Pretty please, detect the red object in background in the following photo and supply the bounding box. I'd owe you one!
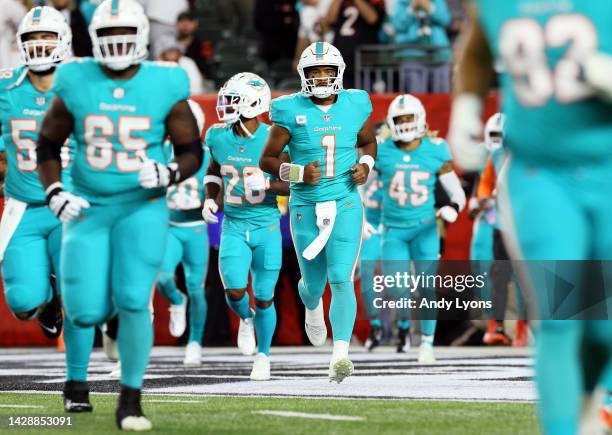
[0,93,499,346]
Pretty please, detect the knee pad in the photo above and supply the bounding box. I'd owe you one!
[114,287,152,312]
[226,288,247,301]
[328,263,354,285]
[70,310,112,328]
[157,272,175,289]
[255,298,274,309]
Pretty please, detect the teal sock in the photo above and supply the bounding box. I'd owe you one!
[187,288,207,345]
[254,304,277,356]
[421,334,434,346]
[535,321,581,435]
[64,316,94,382]
[371,319,382,328]
[118,309,153,389]
[398,319,410,330]
[157,273,183,306]
[298,278,320,311]
[329,281,357,342]
[225,293,253,320]
[420,319,436,336]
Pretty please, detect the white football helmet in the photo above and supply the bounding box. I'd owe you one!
[387,94,426,143]
[16,7,72,72]
[297,41,345,98]
[216,72,271,124]
[484,113,505,152]
[89,0,149,71]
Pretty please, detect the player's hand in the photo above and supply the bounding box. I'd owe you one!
[303,160,322,185]
[46,183,90,223]
[437,205,459,223]
[138,158,177,188]
[448,95,486,171]
[362,221,378,240]
[351,163,369,185]
[244,171,270,191]
[202,198,219,224]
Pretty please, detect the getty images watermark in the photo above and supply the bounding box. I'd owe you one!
[371,271,492,311]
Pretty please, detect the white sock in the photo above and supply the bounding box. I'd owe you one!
[421,335,434,346]
[332,340,350,361]
[305,299,323,320]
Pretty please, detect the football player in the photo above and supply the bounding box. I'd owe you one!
[157,100,210,366]
[376,94,465,363]
[449,2,612,433]
[0,6,95,413]
[202,73,288,381]
[36,0,202,430]
[260,41,377,383]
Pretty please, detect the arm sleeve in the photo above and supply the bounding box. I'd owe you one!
[477,157,496,200]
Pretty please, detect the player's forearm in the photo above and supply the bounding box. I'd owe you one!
[204,178,221,200]
[354,0,379,25]
[323,0,342,25]
[259,155,282,178]
[268,180,290,196]
[36,135,64,189]
[37,160,62,190]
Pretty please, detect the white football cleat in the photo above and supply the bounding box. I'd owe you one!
[169,293,188,338]
[119,416,152,432]
[329,358,354,384]
[238,312,256,356]
[250,352,271,381]
[183,341,202,366]
[418,343,436,364]
[102,326,119,361]
[305,299,327,347]
[109,361,121,378]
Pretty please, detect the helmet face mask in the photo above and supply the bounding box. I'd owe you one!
[387,94,426,143]
[216,72,271,125]
[90,0,149,71]
[17,7,72,72]
[484,113,505,152]
[297,42,345,99]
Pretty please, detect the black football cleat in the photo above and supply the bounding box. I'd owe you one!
[116,385,152,431]
[63,381,93,413]
[38,293,63,339]
[365,325,383,352]
[396,327,411,353]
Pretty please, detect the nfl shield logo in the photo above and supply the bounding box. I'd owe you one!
[323,218,330,226]
[113,88,125,99]
[238,146,245,153]
[323,114,332,122]
[36,97,45,106]
[296,115,307,125]
[296,213,302,221]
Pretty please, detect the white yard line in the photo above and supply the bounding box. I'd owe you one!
[252,410,365,421]
[0,404,44,408]
[145,400,207,404]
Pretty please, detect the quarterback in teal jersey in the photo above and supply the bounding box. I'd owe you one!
[157,100,210,366]
[260,41,377,383]
[376,94,465,363]
[0,6,95,414]
[449,1,612,433]
[202,72,288,381]
[36,0,202,431]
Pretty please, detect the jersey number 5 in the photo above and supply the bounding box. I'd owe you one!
[500,14,598,106]
[84,115,150,171]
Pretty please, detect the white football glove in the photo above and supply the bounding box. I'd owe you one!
[583,52,612,103]
[46,182,90,223]
[201,198,219,224]
[244,171,270,191]
[362,221,378,240]
[138,158,178,188]
[172,191,201,210]
[448,94,486,171]
[437,205,459,223]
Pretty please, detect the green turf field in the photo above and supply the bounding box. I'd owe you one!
[0,393,538,434]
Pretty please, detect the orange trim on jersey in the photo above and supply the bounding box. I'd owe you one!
[477,156,496,200]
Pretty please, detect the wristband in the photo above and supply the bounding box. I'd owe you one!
[204,175,222,186]
[359,155,375,172]
[280,162,304,183]
[45,181,64,204]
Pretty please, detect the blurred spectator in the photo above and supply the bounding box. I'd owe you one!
[0,0,27,68]
[138,0,188,58]
[254,0,298,67]
[391,0,451,92]
[213,0,254,39]
[293,0,334,69]
[46,0,92,57]
[176,10,215,80]
[323,0,385,89]
[79,0,103,26]
[444,0,467,43]
[154,34,203,95]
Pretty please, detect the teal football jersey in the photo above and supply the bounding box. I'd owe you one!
[270,89,372,205]
[205,122,280,224]
[53,58,190,204]
[361,169,383,226]
[166,144,210,223]
[473,0,612,164]
[0,66,73,204]
[0,137,4,152]
[377,136,451,228]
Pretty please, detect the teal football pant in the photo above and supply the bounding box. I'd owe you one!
[61,197,168,389]
[360,231,382,327]
[290,193,363,343]
[501,155,612,435]
[219,217,282,356]
[381,221,440,336]
[157,223,209,345]
[1,204,94,382]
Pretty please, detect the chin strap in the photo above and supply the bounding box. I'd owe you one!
[238,119,254,138]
